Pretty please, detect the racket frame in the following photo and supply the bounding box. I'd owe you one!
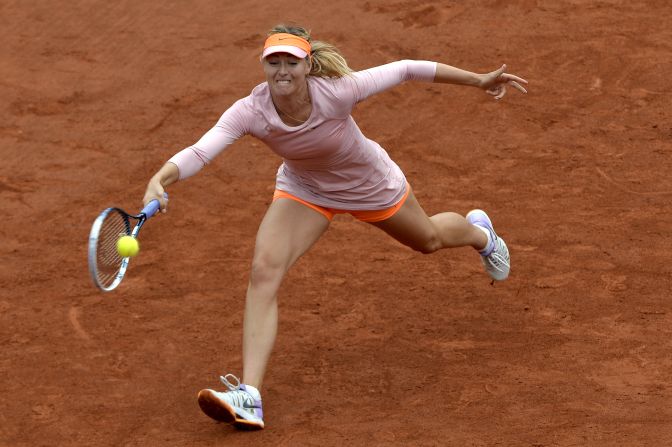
[88,198,161,292]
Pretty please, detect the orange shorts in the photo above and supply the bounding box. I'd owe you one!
[272,183,411,223]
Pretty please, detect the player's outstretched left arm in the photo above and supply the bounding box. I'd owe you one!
[434,63,528,99]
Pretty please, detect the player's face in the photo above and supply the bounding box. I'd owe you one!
[263,53,311,97]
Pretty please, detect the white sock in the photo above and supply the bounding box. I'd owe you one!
[475,225,492,254]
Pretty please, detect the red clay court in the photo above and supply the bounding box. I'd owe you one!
[2,1,671,445]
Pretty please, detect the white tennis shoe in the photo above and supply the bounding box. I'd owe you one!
[466,209,510,281]
[197,374,264,430]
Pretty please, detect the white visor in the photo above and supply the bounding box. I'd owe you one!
[261,45,308,60]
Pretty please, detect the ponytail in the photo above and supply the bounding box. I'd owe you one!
[308,40,352,78]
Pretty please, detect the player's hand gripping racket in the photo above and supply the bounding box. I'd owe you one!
[88,194,167,291]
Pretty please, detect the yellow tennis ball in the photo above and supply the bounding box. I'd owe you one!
[116,235,140,257]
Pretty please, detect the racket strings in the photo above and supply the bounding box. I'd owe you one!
[96,211,131,287]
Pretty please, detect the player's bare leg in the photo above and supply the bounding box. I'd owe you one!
[370,188,510,280]
[370,188,487,253]
[198,199,329,429]
[243,199,330,389]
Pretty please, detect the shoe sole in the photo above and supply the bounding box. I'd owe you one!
[197,389,264,430]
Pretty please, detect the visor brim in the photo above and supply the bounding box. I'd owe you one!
[261,45,309,60]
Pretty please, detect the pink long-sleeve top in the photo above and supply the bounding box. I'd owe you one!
[168,60,437,210]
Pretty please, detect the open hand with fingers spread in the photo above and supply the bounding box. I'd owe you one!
[479,64,528,99]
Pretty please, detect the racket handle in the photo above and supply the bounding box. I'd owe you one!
[141,193,169,218]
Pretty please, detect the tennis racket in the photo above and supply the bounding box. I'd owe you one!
[88,194,167,291]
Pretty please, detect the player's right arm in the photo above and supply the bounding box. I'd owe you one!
[143,162,178,213]
[142,98,253,212]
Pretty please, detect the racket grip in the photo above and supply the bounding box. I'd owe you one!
[141,193,168,218]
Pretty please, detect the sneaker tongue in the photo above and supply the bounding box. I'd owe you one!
[240,384,262,400]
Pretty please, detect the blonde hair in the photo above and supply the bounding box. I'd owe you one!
[268,24,352,78]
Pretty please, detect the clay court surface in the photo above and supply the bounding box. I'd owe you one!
[2,1,671,445]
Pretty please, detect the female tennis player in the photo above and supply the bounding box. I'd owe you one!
[143,24,527,430]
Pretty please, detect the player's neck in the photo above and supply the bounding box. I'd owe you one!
[272,84,311,124]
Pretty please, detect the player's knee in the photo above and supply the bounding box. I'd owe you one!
[411,234,442,254]
[249,251,288,285]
